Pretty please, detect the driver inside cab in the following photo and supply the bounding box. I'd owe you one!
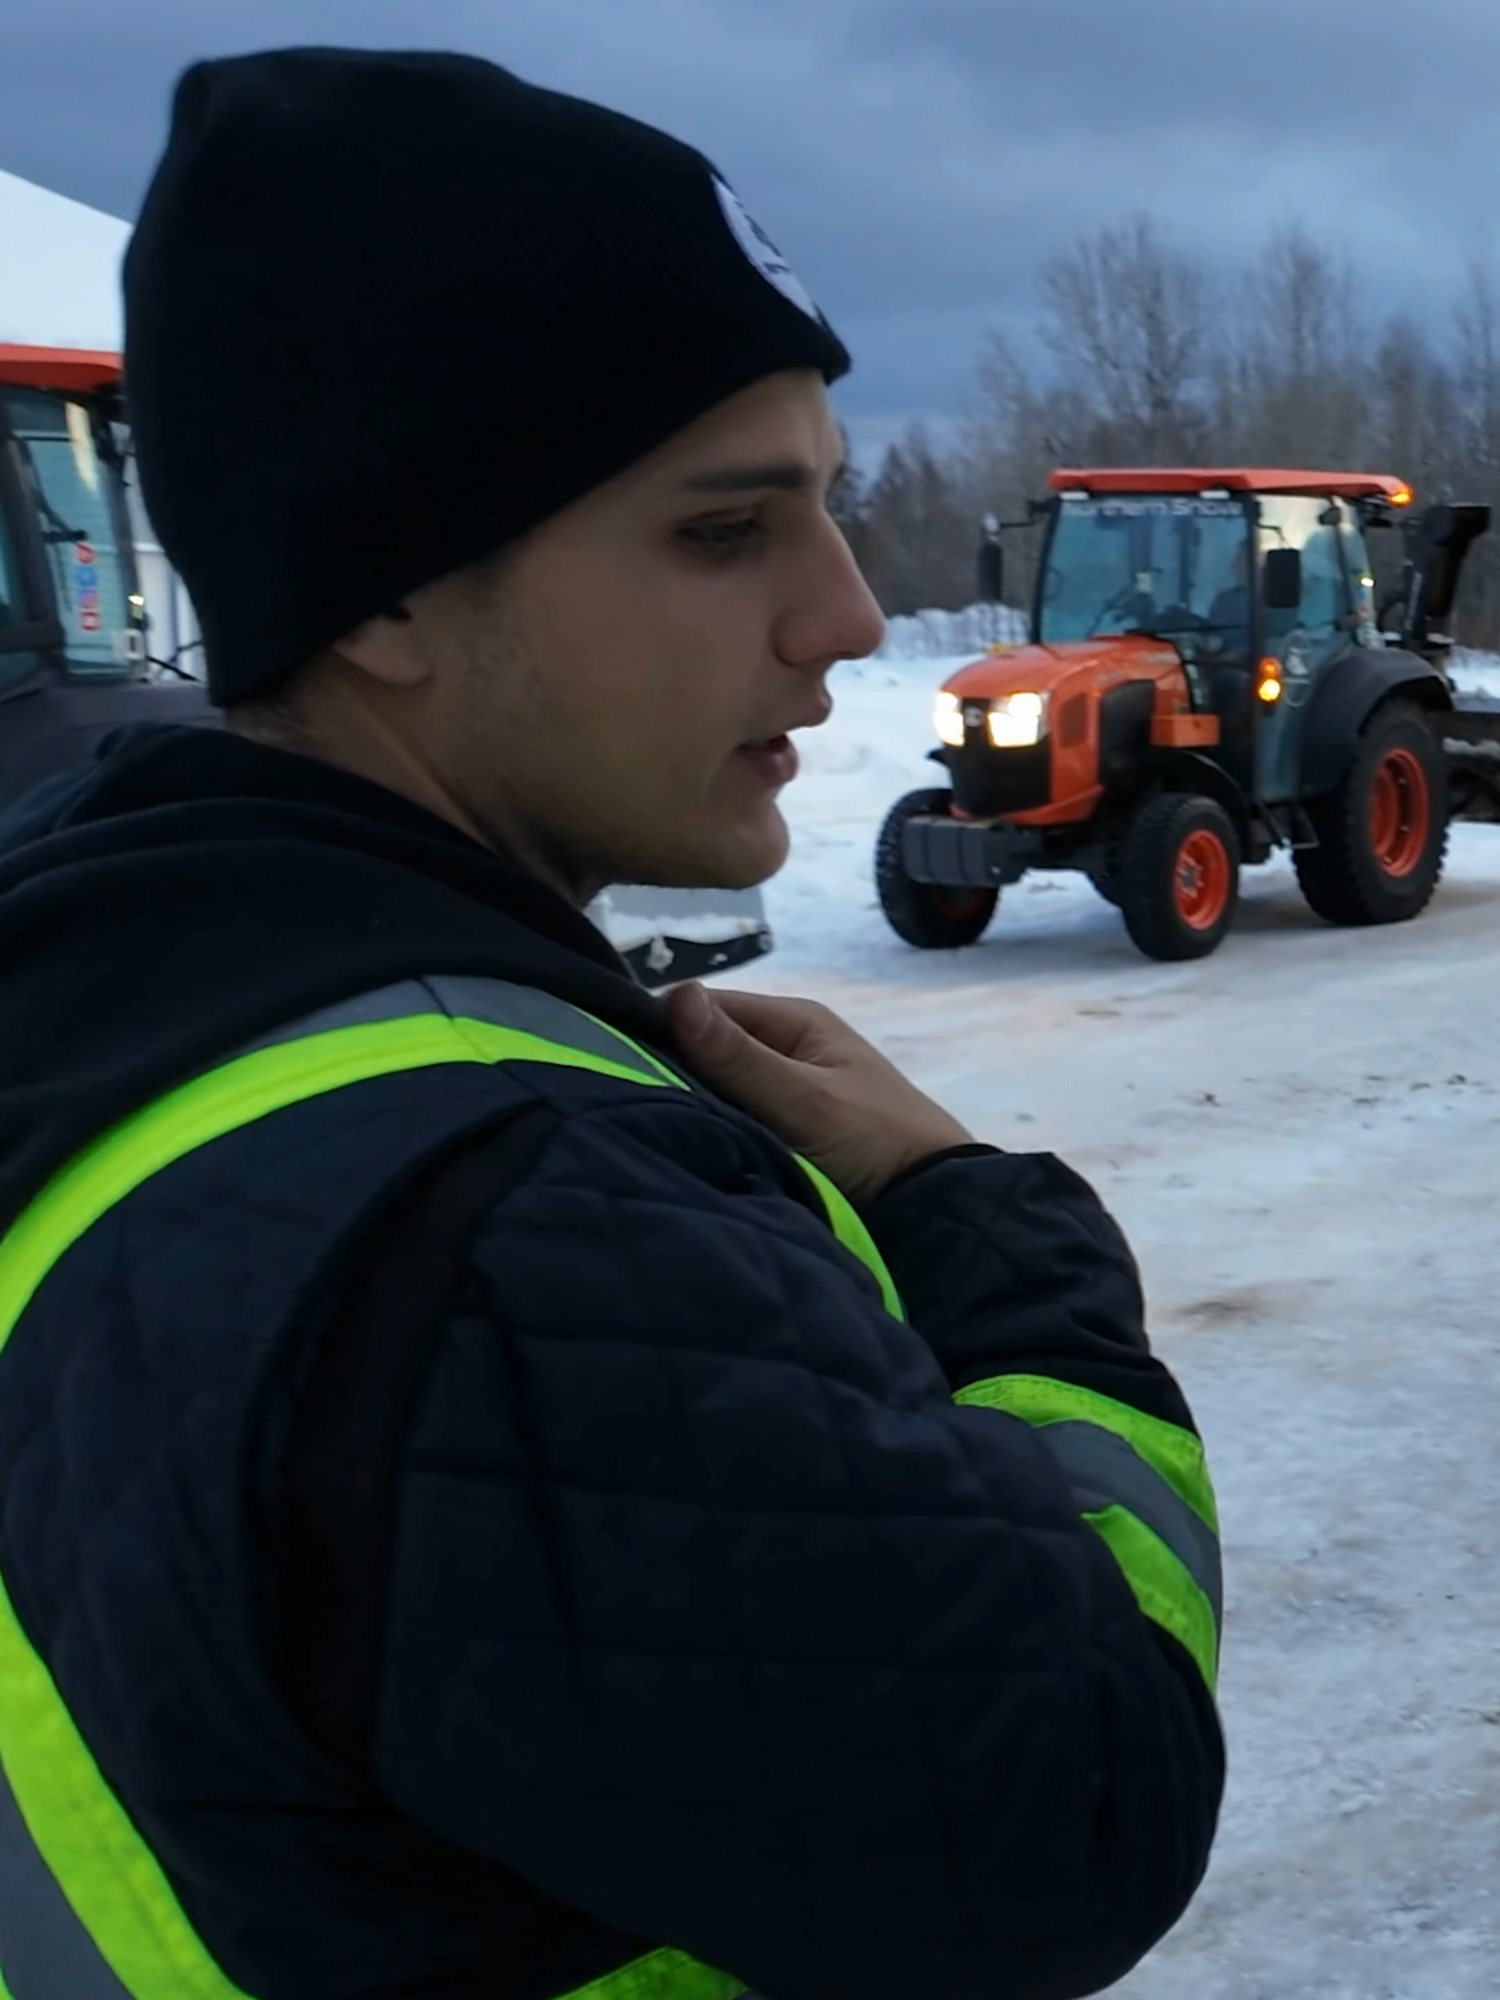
[1204,542,1251,659]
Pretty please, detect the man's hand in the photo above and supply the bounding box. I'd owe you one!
[665,982,974,1205]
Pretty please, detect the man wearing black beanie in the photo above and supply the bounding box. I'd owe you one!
[0,45,1223,2000]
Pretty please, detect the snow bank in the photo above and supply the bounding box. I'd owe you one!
[872,602,1028,659]
[1449,648,1500,704]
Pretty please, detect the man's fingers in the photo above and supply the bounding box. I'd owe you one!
[699,987,834,1059]
[665,983,801,1096]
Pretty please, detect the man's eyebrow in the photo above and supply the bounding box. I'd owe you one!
[680,458,847,495]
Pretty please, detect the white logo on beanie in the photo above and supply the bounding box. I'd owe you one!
[713,176,820,321]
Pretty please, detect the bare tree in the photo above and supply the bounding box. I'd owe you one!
[1454,259,1500,476]
[954,330,1087,611]
[1246,224,1359,380]
[826,422,875,571]
[1450,259,1500,641]
[1235,223,1366,464]
[859,426,974,616]
[1041,215,1214,459]
[1368,315,1448,490]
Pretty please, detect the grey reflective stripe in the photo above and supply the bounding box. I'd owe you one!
[0,1755,130,2000]
[1040,1421,1224,1630]
[237,974,677,1086]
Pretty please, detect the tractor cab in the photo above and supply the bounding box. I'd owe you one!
[1003,469,1412,803]
[878,466,1500,963]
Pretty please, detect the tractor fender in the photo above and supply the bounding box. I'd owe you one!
[1297,647,1451,798]
[1142,746,1251,842]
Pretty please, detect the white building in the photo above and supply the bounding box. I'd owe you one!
[0,166,128,351]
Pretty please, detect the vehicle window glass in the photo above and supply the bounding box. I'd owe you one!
[1038,496,1252,649]
[1256,494,1350,648]
[1335,501,1378,640]
[0,490,23,632]
[0,489,43,690]
[3,387,134,677]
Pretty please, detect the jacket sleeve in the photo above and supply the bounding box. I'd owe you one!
[867,1145,1195,1420]
[373,1094,1224,2000]
[866,1146,1225,1818]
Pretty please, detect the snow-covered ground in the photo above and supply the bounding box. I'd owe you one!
[737,639,1500,1999]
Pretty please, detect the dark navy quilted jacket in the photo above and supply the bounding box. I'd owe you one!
[0,727,1223,2000]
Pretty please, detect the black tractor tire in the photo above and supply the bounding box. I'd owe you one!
[1117,794,1241,962]
[1088,859,1122,907]
[1293,700,1449,926]
[875,788,999,949]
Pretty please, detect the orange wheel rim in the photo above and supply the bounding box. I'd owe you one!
[1174,828,1231,929]
[1369,747,1430,877]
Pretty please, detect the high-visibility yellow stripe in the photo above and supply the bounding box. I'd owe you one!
[955,1372,1221,1693]
[793,1156,904,1320]
[569,1948,742,1999]
[1082,1506,1219,1695]
[0,1588,257,1996]
[953,1373,1217,1532]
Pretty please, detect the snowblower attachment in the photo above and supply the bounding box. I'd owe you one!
[1381,501,1492,664]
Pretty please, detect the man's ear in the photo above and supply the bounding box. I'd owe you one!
[328,602,432,688]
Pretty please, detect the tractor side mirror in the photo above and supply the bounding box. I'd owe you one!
[976,527,1004,604]
[1262,548,1302,611]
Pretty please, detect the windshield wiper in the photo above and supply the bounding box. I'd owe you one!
[14,441,87,544]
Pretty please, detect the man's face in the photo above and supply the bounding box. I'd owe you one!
[383,370,884,900]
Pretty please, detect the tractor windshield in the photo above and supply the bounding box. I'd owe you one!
[1037,494,1253,656]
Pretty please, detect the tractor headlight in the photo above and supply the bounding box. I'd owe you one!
[934,690,966,747]
[986,690,1050,748]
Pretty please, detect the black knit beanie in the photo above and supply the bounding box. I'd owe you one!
[122,46,850,705]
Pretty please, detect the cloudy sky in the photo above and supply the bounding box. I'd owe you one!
[4,0,1498,470]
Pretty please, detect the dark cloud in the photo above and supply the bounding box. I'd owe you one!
[853,0,1490,130]
[4,0,1498,472]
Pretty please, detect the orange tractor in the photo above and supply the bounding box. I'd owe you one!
[875,467,1500,960]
